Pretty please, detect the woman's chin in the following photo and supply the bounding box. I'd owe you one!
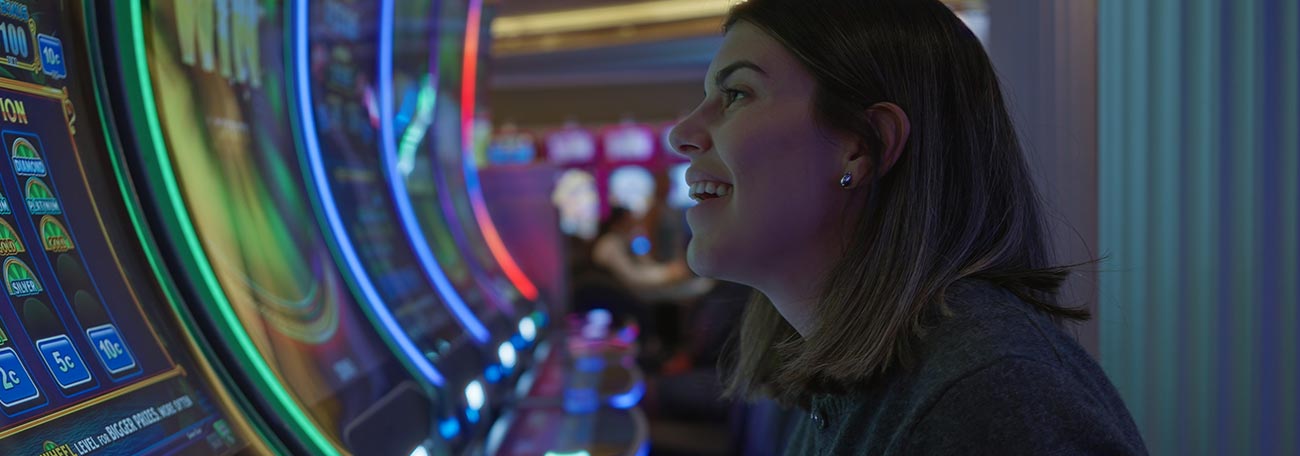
[686,239,730,281]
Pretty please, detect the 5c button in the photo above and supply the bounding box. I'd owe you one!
[35,334,92,390]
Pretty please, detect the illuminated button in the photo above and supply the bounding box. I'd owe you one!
[518,317,536,342]
[0,347,40,407]
[35,335,92,389]
[465,380,485,410]
[498,342,517,370]
[86,324,136,374]
[37,34,66,79]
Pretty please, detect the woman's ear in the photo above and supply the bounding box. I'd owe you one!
[868,102,910,177]
[845,102,910,186]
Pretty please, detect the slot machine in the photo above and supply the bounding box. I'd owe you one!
[391,0,649,453]
[94,1,444,454]
[425,0,544,317]
[298,0,522,450]
[545,123,602,242]
[485,125,537,166]
[0,1,276,454]
[600,122,660,222]
[415,0,551,358]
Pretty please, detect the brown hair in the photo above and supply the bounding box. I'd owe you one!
[720,0,1090,407]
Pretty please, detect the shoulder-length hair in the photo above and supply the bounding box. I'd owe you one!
[721,0,1090,407]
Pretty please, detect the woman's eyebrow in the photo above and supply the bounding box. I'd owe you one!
[713,60,768,88]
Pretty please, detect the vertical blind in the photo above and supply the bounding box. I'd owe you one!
[1099,0,1298,454]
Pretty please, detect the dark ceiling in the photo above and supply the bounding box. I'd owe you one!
[486,0,724,89]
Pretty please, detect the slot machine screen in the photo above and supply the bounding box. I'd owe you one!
[601,124,658,218]
[551,169,600,240]
[0,1,268,454]
[303,0,479,379]
[116,0,425,452]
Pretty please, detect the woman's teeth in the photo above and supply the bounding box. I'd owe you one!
[689,181,733,201]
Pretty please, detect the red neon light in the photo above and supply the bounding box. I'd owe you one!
[461,0,540,300]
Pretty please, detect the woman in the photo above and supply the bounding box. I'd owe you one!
[668,0,1146,453]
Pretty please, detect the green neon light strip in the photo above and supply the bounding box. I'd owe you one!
[118,1,338,454]
[396,78,437,176]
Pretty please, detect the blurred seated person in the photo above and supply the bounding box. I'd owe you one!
[591,206,691,290]
[571,206,709,357]
[597,207,715,309]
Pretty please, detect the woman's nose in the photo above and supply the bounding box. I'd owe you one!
[668,112,711,156]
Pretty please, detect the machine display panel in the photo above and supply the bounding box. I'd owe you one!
[125,0,415,451]
[303,0,484,378]
[0,1,268,454]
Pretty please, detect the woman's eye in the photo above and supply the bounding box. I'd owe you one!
[722,89,748,108]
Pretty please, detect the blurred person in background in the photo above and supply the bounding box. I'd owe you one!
[592,206,691,291]
[668,0,1146,453]
[571,206,710,364]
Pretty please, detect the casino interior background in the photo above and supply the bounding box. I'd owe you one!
[0,0,1293,455]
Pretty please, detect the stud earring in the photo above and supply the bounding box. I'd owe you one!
[839,171,853,189]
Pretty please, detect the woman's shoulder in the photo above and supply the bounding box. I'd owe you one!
[895,279,1146,453]
[918,279,1085,371]
[795,280,1145,454]
[787,280,1145,455]
[897,354,1147,454]
[901,280,1115,404]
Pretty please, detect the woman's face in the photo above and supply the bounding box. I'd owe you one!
[670,22,855,301]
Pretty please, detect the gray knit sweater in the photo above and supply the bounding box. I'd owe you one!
[784,280,1147,455]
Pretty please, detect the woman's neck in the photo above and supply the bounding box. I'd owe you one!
[758,287,820,337]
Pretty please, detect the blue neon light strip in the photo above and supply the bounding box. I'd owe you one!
[293,0,445,386]
[379,0,490,344]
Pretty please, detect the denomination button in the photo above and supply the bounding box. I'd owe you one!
[35,334,92,390]
[86,324,135,374]
[37,34,66,79]
[0,347,40,407]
